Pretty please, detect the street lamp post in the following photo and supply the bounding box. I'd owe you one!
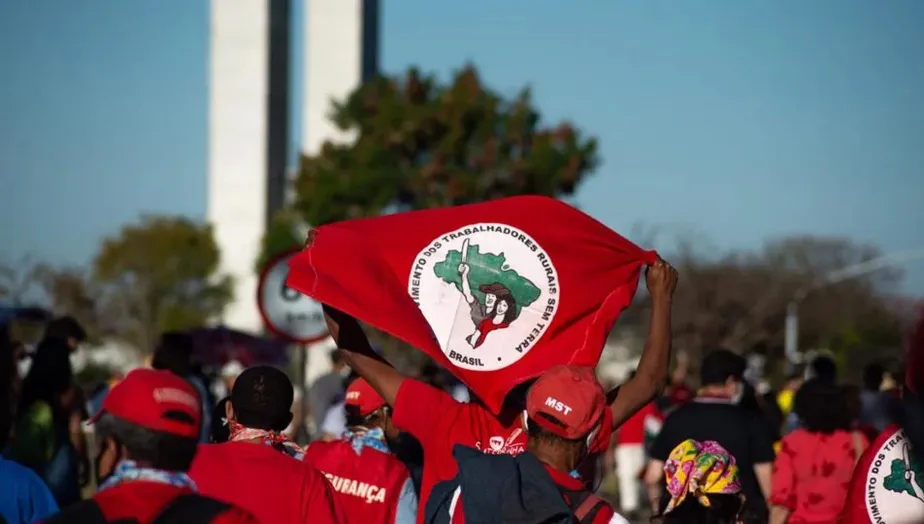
[783,249,924,373]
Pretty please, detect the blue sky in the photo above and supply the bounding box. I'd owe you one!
[1,0,923,294]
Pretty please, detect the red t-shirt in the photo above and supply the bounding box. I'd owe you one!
[842,425,924,524]
[303,439,411,524]
[770,428,867,522]
[90,482,256,523]
[616,402,661,446]
[189,441,343,523]
[392,379,613,523]
[448,465,621,523]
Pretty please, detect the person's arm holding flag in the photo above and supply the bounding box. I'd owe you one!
[605,260,678,430]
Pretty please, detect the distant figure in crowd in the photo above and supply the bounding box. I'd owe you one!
[646,349,774,522]
[213,360,243,400]
[8,338,82,507]
[151,332,213,443]
[769,378,867,523]
[42,316,91,488]
[614,371,662,520]
[44,368,257,523]
[190,366,342,523]
[210,396,231,444]
[657,439,744,524]
[0,327,59,524]
[857,362,889,436]
[319,372,358,442]
[775,372,803,418]
[807,354,838,385]
[424,365,627,523]
[304,378,418,524]
[310,350,349,431]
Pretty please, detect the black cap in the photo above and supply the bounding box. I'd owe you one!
[699,349,747,387]
[231,366,293,431]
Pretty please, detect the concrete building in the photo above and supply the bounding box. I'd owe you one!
[208,0,379,332]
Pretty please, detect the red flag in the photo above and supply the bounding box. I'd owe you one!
[286,196,657,413]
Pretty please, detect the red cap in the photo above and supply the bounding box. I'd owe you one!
[345,378,386,416]
[89,368,201,439]
[526,365,605,440]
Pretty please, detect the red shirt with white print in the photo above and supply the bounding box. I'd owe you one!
[392,379,613,524]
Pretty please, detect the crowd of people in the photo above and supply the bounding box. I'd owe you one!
[1,256,923,523]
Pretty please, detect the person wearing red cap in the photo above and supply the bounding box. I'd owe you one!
[42,368,257,523]
[322,259,677,520]
[841,310,924,524]
[303,378,418,524]
[189,366,344,523]
[424,365,627,523]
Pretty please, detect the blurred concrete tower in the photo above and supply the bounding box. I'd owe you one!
[302,0,379,156]
[208,0,379,332]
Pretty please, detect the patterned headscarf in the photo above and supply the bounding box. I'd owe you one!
[663,439,741,514]
[227,419,307,460]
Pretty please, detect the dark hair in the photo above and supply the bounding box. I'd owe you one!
[699,350,746,387]
[329,350,343,366]
[18,338,73,427]
[151,332,195,377]
[810,355,837,384]
[525,414,584,448]
[657,494,745,524]
[95,412,197,471]
[494,295,517,323]
[863,363,885,391]
[793,378,853,433]
[44,316,87,344]
[210,396,231,443]
[231,366,293,431]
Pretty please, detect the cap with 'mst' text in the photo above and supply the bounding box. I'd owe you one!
[526,365,606,440]
[89,368,201,439]
[345,378,386,416]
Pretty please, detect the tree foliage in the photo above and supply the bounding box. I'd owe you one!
[623,233,906,376]
[289,64,599,227]
[90,216,232,353]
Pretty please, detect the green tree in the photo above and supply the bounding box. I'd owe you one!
[92,216,232,353]
[289,64,599,228]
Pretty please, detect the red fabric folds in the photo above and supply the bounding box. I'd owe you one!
[286,195,657,413]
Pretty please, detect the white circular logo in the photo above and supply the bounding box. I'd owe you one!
[865,427,924,523]
[408,223,560,371]
[258,251,328,343]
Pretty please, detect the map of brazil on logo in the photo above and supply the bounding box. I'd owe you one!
[408,223,560,371]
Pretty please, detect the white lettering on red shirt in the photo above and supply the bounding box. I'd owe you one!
[321,472,387,504]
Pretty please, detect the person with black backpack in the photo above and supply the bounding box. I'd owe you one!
[424,365,629,524]
[43,368,257,524]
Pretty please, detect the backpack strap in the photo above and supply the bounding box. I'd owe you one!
[152,494,232,524]
[565,489,607,523]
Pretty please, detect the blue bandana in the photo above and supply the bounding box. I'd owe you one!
[342,427,391,456]
[98,460,197,493]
